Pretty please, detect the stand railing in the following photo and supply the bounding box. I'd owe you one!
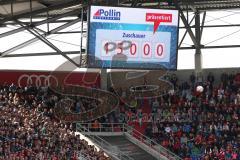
[77,123,125,133]
[77,151,97,160]
[124,125,182,160]
[77,123,134,160]
[76,123,182,160]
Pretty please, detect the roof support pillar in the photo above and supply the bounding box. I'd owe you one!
[194,11,202,75]
[100,69,108,90]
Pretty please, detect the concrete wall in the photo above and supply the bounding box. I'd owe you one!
[108,68,240,88]
[173,68,240,84]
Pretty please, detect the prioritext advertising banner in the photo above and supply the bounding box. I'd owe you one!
[87,6,179,70]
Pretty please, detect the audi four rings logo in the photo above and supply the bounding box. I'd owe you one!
[18,74,59,87]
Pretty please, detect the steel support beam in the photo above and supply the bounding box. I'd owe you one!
[1,51,84,58]
[0,0,82,24]
[180,23,240,29]
[15,20,80,67]
[3,19,80,25]
[195,11,202,73]
[178,14,196,48]
[79,7,84,66]
[1,18,82,56]
[0,0,33,5]
[175,2,199,48]
[200,11,206,40]
[34,27,46,34]
[195,11,201,51]
[0,9,80,38]
[52,31,84,34]
[1,38,39,56]
[131,0,140,7]
[49,18,81,34]
[179,45,240,50]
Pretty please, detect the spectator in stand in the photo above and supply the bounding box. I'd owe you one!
[221,71,229,88]
[190,72,196,88]
[120,72,240,160]
[207,72,215,88]
[170,73,178,89]
[4,71,239,160]
[0,84,111,160]
[92,120,100,132]
[196,72,204,86]
[137,109,143,126]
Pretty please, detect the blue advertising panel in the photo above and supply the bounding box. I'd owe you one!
[87,6,179,70]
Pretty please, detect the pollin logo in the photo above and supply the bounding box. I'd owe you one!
[93,8,121,20]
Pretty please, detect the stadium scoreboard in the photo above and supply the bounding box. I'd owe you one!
[87,6,179,70]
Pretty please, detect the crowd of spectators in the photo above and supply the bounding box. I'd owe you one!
[0,84,110,160]
[68,96,99,114]
[114,72,240,160]
[1,71,240,160]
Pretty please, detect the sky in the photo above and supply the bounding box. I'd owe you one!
[0,10,240,71]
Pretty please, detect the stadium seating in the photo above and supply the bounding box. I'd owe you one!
[0,71,240,159]
[0,85,110,160]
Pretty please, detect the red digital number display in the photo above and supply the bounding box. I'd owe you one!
[102,41,165,59]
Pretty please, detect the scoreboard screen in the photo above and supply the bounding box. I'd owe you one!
[87,6,179,70]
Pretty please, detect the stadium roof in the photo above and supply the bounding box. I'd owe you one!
[1,0,240,25]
